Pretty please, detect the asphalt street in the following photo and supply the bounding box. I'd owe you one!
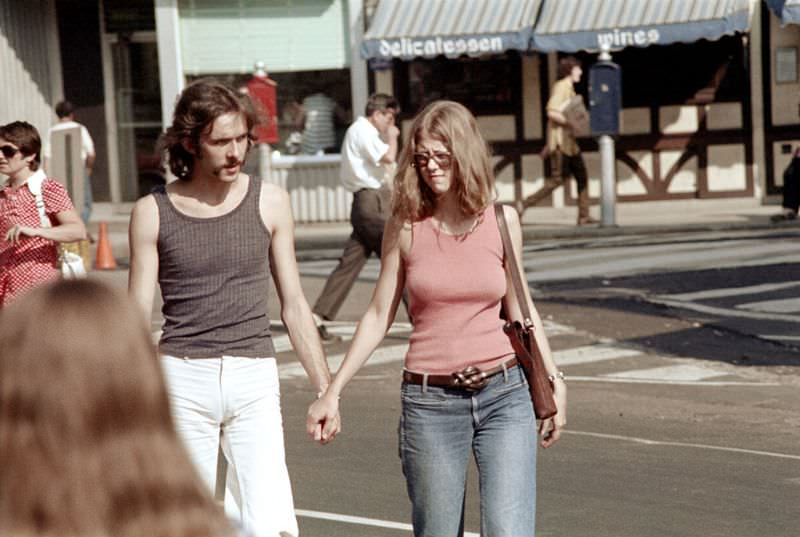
[91,226,800,537]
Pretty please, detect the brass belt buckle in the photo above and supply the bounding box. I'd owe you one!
[452,365,488,392]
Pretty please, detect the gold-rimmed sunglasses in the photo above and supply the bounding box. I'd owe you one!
[412,152,453,170]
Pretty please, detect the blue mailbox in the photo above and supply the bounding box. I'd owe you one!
[589,60,621,136]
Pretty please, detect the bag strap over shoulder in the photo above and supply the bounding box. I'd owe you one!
[494,203,533,328]
[27,174,51,229]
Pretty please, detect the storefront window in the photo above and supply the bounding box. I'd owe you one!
[593,35,747,107]
[190,69,352,156]
[397,54,519,117]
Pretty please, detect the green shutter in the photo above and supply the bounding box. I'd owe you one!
[179,0,349,74]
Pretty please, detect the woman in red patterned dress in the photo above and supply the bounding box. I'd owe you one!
[0,121,85,307]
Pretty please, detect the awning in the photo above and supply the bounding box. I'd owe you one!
[766,0,800,25]
[531,0,751,53]
[361,0,542,60]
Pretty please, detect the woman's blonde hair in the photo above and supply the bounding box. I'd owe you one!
[0,280,233,537]
[393,100,495,222]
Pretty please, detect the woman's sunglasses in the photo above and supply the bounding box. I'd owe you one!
[413,152,453,170]
[0,145,20,159]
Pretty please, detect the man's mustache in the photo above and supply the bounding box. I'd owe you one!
[212,159,244,175]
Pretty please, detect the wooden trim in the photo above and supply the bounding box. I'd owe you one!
[617,152,653,190]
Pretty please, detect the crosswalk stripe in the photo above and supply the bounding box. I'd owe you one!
[760,334,800,342]
[279,343,408,378]
[156,323,773,386]
[736,297,800,314]
[553,344,642,366]
[649,296,800,323]
[278,342,642,378]
[603,364,726,382]
[660,281,800,301]
[525,242,798,281]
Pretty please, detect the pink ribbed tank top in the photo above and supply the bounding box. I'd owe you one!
[403,207,515,374]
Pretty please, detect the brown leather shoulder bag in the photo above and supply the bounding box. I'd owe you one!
[494,204,558,419]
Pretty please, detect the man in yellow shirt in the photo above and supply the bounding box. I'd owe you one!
[529,56,596,225]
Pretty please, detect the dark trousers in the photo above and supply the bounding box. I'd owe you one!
[313,186,391,321]
[782,158,800,212]
[526,150,590,219]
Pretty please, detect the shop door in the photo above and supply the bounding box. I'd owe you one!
[107,33,164,201]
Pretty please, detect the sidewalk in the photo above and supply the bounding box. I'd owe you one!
[91,197,795,264]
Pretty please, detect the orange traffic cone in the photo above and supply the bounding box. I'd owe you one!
[94,222,118,270]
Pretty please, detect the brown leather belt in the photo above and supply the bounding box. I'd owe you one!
[402,357,519,392]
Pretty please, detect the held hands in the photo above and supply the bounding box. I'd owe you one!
[539,379,567,449]
[306,392,341,445]
[5,224,38,244]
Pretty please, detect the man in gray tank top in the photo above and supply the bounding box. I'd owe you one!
[128,80,340,537]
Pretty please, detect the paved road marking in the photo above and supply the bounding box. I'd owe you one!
[566,430,800,460]
[660,281,800,301]
[158,321,774,386]
[566,376,779,386]
[649,296,800,323]
[279,343,409,378]
[279,342,640,378]
[527,241,798,282]
[295,509,479,536]
[604,364,727,382]
[737,297,800,314]
[761,334,800,342]
[272,322,412,353]
[553,344,642,366]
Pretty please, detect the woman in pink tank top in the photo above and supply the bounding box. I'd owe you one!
[309,101,567,536]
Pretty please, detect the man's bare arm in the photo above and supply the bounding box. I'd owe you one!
[128,195,160,329]
[261,183,332,393]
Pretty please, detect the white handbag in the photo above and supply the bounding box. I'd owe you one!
[27,174,87,279]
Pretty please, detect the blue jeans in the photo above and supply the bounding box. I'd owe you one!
[399,364,537,537]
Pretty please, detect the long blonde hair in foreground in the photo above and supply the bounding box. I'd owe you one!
[393,100,495,222]
[0,280,233,537]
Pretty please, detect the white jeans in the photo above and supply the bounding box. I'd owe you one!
[161,355,298,537]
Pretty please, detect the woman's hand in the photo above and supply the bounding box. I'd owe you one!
[307,392,341,445]
[539,379,567,448]
[5,224,38,244]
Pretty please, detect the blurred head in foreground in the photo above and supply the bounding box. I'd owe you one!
[0,279,234,537]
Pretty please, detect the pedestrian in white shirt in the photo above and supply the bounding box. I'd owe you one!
[311,93,400,341]
[44,101,95,226]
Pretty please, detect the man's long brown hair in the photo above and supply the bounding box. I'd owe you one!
[0,280,234,537]
[393,100,495,222]
[160,78,259,181]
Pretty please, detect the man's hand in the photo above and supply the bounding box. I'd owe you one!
[5,224,38,244]
[306,392,341,445]
[387,125,400,139]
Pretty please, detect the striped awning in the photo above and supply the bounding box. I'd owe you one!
[766,0,800,25]
[361,0,542,60]
[532,0,751,53]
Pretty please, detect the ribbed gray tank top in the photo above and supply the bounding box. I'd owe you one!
[153,176,275,358]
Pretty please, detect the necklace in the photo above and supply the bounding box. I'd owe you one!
[436,213,482,237]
